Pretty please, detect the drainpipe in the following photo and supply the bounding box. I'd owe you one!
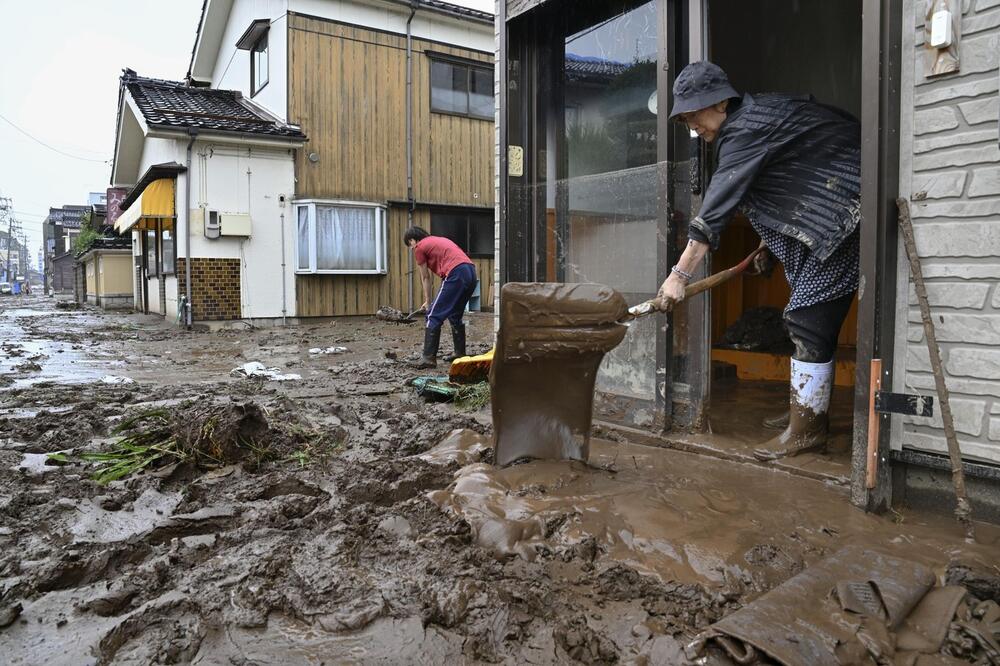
[405,0,417,313]
[280,210,287,325]
[184,130,197,328]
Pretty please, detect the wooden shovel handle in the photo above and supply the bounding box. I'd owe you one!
[627,242,768,318]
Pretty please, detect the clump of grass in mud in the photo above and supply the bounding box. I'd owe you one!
[455,382,491,411]
[71,402,342,484]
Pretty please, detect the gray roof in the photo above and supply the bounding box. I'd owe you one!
[122,69,306,140]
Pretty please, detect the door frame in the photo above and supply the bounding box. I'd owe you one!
[497,1,902,505]
[851,0,902,512]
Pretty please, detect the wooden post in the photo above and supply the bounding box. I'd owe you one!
[897,198,975,542]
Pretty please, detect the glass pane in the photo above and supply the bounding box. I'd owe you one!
[316,206,376,270]
[468,212,494,256]
[431,61,468,114]
[161,228,174,273]
[469,67,493,118]
[430,213,468,252]
[146,229,157,276]
[561,2,660,418]
[297,206,310,270]
[254,34,268,91]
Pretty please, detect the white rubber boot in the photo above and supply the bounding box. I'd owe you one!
[754,359,834,461]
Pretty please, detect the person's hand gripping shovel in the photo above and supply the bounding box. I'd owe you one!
[623,242,769,322]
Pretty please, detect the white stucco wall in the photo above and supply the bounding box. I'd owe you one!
[894,0,1000,464]
[290,0,493,52]
[183,140,299,320]
[211,0,289,121]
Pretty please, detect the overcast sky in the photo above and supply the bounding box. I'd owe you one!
[0,0,492,265]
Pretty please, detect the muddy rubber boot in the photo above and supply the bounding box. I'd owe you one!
[410,326,441,369]
[754,359,833,461]
[762,412,790,430]
[442,323,467,363]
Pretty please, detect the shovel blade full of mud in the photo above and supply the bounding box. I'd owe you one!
[490,283,629,466]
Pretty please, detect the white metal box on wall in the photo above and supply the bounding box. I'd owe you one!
[220,213,252,237]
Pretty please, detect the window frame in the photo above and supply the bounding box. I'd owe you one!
[251,31,269,97]
[160,221,176,276]
[144,228,159,278]
[430,209,494,259]
[293,199,388,275]
[428,54,494,121]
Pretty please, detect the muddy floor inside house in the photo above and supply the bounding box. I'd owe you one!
[2,295,1000,665]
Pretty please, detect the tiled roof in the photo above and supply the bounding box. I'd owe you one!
[122,69,306,140]
[565,54,628,82]
[419,0,493,22]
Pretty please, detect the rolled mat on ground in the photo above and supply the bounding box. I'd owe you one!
[686,544,983,665]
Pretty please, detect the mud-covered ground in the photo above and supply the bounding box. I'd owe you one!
[1,295,999,665]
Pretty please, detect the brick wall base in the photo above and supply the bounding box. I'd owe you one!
[176,258,242,321]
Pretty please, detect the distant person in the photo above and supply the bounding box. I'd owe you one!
[404,226,478,369]
[657,61,861,462]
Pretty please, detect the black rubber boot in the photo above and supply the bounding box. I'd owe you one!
[442,323,467,363]
[410,326,441,369]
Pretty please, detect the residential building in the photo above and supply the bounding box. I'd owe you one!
[495,1,1000,518]
[76,237,134,309]
[178,0,495,319]
[43,204,88,293]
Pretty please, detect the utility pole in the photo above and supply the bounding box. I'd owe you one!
[0,197,12,282]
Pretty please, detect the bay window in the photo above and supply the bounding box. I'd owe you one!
[294,200,387,274]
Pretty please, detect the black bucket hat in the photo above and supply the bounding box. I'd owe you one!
[668,61,739,120]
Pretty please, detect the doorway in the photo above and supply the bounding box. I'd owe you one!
[699,0,863,478]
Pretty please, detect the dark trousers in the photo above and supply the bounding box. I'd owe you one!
[427,263,477,331]
[784,293,856,363]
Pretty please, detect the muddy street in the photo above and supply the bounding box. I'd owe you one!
[1,296,999,665]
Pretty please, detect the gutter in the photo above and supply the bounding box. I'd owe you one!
[406,0,417,313]
[184,130,198,328]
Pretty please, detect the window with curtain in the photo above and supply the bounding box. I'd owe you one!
[430,58,493,120]
[294,201,387,274]
[430,210,493,257]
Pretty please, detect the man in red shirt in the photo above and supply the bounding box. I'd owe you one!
[404,226,478,368]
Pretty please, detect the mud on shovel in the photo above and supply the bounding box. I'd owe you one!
[491,243,767,467]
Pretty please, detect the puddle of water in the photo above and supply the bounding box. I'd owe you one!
[70,488,182,544]
[15,452,67,476]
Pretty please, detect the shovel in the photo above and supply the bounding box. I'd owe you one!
[403,307,426,322]
[622,242,768,322]
[491,243,768,467]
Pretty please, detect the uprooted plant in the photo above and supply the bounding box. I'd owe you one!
[62,400,343,484]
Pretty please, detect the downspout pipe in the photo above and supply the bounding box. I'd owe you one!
[405,0,417,313]
[184,130,197,329]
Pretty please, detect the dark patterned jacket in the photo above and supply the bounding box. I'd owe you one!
[688,93,861,262]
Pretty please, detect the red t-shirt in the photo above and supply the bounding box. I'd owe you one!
[414,236,472,278]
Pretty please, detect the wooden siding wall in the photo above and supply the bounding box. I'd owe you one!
[288,14,493,205]
[288,13,494,316]
[296,208,494,317]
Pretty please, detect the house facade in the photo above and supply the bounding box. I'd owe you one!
[110,71,306,323]
[494,0,1000,518]
[44,205,88,293]
[186,0,496,317]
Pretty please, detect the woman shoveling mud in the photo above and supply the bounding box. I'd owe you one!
[405,226,479,369]
[656,61,861,461]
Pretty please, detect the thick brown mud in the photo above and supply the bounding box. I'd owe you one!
[1,295,999,665]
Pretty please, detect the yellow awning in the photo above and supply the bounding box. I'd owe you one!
[115,178,176,233]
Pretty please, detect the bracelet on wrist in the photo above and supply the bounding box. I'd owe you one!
[671,265,694,282]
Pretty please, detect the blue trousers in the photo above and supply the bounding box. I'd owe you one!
[427,263,477,331]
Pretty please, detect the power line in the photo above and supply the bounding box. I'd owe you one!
[0,111,111,164]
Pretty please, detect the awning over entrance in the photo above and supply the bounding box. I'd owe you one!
[115,178,175,233]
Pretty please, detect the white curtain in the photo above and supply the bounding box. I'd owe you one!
[297,206,310,270]
[316,206,375,270]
